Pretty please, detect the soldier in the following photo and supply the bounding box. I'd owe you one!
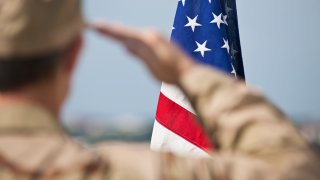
[0,0,319,179]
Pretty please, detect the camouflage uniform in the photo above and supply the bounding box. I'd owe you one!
[0,66,319,179]
[0,0,319,179]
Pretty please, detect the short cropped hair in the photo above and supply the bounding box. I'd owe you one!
[0,49,67,92]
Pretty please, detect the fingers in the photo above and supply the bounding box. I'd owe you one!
[125,39,154,63]
[90,20,195,84]
[91,20,165,59]
[91,21,166,48]
[91,21,142,42]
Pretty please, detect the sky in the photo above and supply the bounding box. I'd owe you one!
[62,0,320,121]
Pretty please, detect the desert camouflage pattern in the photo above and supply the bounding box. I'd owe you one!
[0,0,83,57]
[0,65,319,180]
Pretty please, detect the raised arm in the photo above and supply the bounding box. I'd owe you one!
[91,22,319,180]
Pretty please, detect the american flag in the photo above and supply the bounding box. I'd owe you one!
[151,0,245,156]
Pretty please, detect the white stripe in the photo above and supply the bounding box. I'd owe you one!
[151,120,209,157]
[160,83,196,114]
[152,83,206,156]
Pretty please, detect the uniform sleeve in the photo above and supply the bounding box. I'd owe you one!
[175,65,320,179]
[94,143,275,180]
[91,65,318,180]
[178,65,308,154]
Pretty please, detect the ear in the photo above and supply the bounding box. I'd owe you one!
[64,35,83,74]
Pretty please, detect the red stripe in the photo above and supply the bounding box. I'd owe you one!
[156,92,213,151]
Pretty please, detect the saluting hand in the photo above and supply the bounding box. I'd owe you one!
[92,21,197,84]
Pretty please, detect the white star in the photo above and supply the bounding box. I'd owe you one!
[210,13,224,29]
[223,15,228,26]
[172,26,175,30]
[231,44,238,59]
[209,0,211,3]
[231,64,237,77]
[194,41,211,57]
[185,15,202,32]
[221,38,230,54]
[181,0,186,6]
[225,3,233,15]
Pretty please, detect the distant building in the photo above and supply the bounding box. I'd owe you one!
[65,116,320,147]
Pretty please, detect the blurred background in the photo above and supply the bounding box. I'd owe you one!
[62,0,320,145]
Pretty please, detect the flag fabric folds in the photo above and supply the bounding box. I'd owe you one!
[151,0,245,156]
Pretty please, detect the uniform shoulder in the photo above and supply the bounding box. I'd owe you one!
[0,133,110,179]
[94,142,162,180]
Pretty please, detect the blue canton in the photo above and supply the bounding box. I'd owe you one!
[171,0,245,79]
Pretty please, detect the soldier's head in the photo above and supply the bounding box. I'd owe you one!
[0,0,84,115]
